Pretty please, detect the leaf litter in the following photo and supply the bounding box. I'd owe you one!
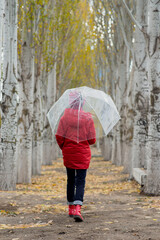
[0,151,160,235]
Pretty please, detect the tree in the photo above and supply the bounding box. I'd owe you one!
[0,0,18,190]
[16,0,35,183]
[96,0,135,169]
[32,3,50,172]
[0,0,5,111]
[131,0,149,172]
[144,0,160,195]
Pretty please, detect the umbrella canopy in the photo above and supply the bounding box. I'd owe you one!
[47,86,120,143]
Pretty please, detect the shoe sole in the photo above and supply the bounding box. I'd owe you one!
[74,215,83,222]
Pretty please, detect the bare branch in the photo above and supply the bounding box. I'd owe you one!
[108,0,134,60]
[122,0,145,33]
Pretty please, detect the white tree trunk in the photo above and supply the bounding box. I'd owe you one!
[43,64,57,165]
[0,0,5,102]
[109,66,117,165]
[122,64,134,175]
[131,0,149,173]
[16,41,34,184]
[32,64,43,175]
[117,6,135,174]
[115,47,127,166]
[101,135,112,161]
[144,1,160,194]
[0,0,17,190]
[121,47,130,166]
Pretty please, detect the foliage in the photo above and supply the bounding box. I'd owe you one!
[17,0,105,97]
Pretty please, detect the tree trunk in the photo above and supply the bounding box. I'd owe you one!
[101,135,112,161]
[0,0,17,190]
[43,64,57,165]
[122,63,134,175]
[32,62,43,175]
[144,1,160,195]
[115,45,127,166]
[16,41,34,184]
[116,4,135,174]
[0,0,4,102]
[131,0,149,173]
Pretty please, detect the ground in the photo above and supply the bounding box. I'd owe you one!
[0,148,160,240]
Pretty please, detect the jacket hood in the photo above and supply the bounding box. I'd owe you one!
[56,107,95,143]
[63,108,91,128]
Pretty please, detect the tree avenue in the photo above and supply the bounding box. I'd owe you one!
[0,0,160,195]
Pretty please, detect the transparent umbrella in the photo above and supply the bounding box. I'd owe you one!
[47,86,120,143]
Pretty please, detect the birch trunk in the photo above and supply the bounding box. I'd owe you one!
[101,63,113,160]
[122,63,134,175]
[115,46,127,166]
[131,0,149,172]
[121,47,130,166]
[101,135,112,161]
[111,70,117,165]
[32,62,42,175]
[144,1,160,194]
[43,64,57,165]
[16,40,34,184]
[107,64,116,164]
[111,67,118,165]
[0,0,5,104]
[32,8,43,176]
[117,4,135,174]
[0,0,17,190]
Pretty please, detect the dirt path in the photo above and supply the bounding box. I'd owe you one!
[0,151,160,240]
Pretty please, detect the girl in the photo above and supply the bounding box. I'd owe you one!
[55,92,96,222]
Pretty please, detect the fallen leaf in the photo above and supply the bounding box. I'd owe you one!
[48,220,53,225]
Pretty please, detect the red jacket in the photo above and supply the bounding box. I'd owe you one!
[55,108,96,169]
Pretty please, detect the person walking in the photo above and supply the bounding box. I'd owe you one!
[55,92,96,222]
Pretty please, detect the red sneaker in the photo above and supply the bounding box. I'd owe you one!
[74,205,83,222]
[68,205,75,217]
